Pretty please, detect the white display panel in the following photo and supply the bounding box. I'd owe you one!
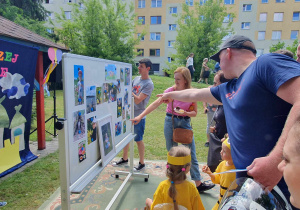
[62,53,132,187]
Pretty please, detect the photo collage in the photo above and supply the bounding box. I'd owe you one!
[72,64,131,164]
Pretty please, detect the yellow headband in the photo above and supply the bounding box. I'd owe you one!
[223,138,231,150]
[167,152,191,165]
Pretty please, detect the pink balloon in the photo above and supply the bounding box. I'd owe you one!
[48,48,56,63]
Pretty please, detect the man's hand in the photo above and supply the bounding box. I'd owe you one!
[209,126,215,133]
[156,93,173,104]
[247,156,283,191]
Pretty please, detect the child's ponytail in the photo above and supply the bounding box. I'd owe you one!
[166,146,191,210]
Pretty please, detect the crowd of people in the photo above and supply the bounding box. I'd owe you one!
[113,35,300,210]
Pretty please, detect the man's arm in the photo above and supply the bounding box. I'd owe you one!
[157,88,222,105]
[247,76,300,190]
[132,92,148,105]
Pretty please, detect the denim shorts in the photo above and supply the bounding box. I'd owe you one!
[134,118,145,142]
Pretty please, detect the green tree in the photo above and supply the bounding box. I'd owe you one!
[0,0,57,41]
[286,39,299,59]
[56,0,143,66]
[166,0,233,80]
[269,41,285,53]
[1,0,48,21]
[269,40,299,59]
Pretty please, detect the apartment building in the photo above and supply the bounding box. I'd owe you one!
[222,0,300,58]
[43,0,300,75]
[43,0,80,30]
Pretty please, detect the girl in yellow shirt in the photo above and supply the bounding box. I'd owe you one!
[202,138,236,210]
[145,146,205,210]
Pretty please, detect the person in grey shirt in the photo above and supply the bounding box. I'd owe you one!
[114,58,154,171]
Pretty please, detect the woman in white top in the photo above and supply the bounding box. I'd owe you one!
[186,53,195,79]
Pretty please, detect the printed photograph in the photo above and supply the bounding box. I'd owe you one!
[125,67,130,86]
[74,65,84,105]
[96,86,102,105]
[123,120,126,133]
[108,83,117,103]
[98,115,115,166]
[87,116,97,144]
[105,64,117,81]
[86,86,96,114]
[117,98,122,118]
[78,140,86,163]
[115,121,122,137]
[120,68,124,82]
[101,122,113,156]
[124,89,128,105]
[122,106,125,120]
[126,104,131,120]
[102,83,109,103]
[117,79,121,95]
[73,110,85,141]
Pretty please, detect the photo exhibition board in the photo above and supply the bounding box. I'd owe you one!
[62,53,132,186]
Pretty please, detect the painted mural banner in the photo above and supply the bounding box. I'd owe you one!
[0,39,38,177]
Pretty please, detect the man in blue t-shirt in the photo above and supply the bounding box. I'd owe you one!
[158,35,300,209]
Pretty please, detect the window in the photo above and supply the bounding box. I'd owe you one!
[224,0,234,5]
[64,0,72,2]
[46,28,53,33]
[259,13,267,22]
[274,13,283,22]
[138,16,145,24]
[137,33,144,41]
[169,24,176,31]
[45,0,53,3]
[241,22,250,29]
[184,16,191,24]
[150,16,161,24]
[291,30,299,39]
[138,0,145,8]
[258,31,265,40]
[223,14,233,23]
[78,2,84,9]
[137,49,144,56]
[276,0,285,2]
[169,7,177,14]
[150,32,161,41]
[200,0,207,5]
[152,63,160,71]
[199,15,205,21]
[222,33,232,41]
[150,49,160,56]
[168,40,175,47]
[168,57,174,63]
[64,11,71,19]
[293,12,300,21]
[47,12,55,20]
[243,4,252,11]
[186,0,194,6]
[151,0,162,7]
[272,31,282,40]
[261,0,268,2]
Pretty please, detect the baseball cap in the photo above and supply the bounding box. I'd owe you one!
[210,35,257,63]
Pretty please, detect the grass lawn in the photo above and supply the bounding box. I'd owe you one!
[0,75,209,209]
